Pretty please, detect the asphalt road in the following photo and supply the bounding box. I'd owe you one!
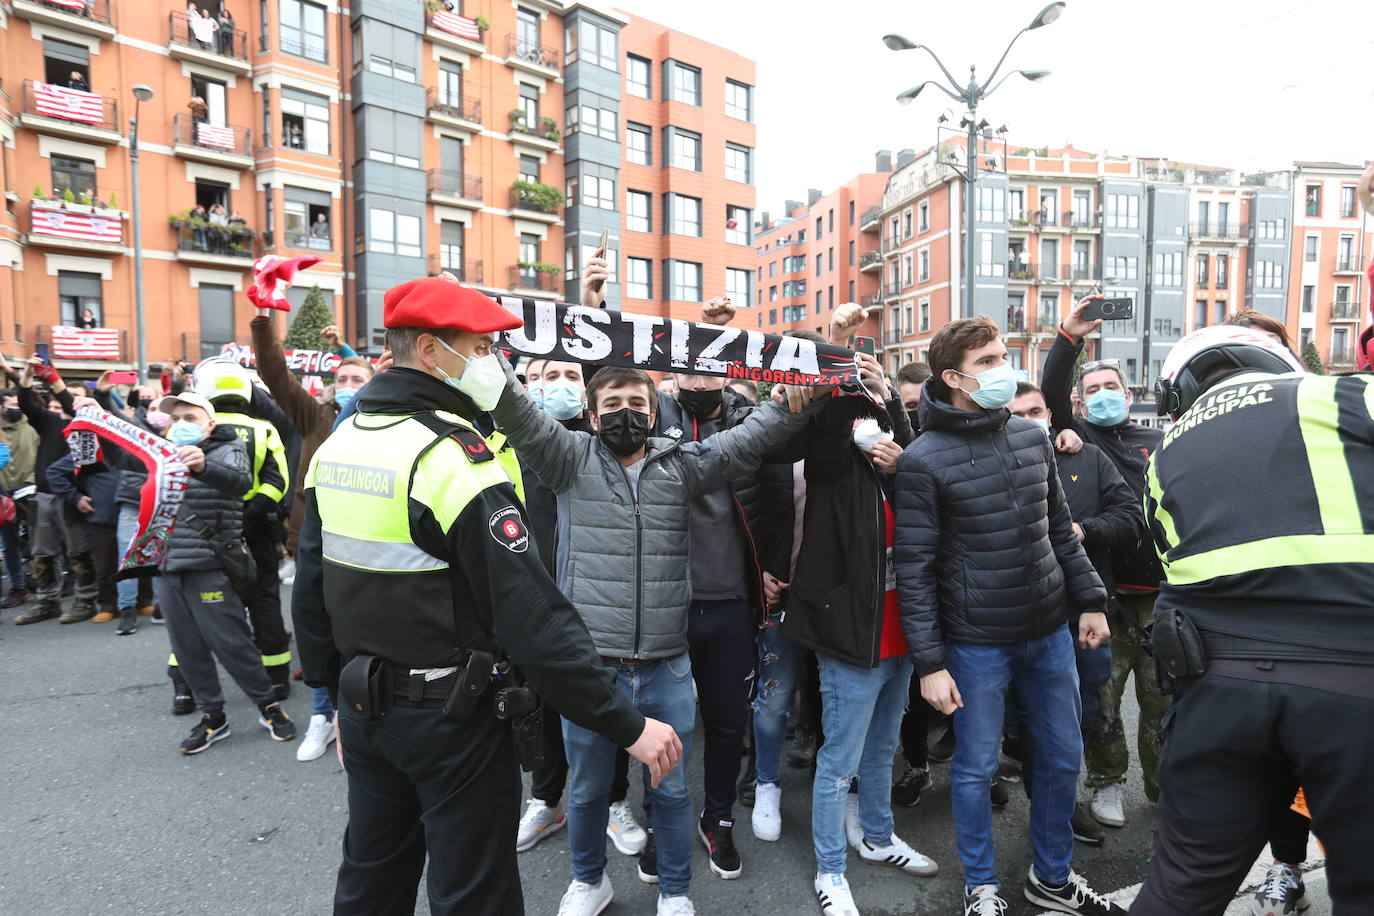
[0,590,1309,916]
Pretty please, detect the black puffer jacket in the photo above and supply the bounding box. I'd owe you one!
[162,427,251,573]
[894,388,1106,676]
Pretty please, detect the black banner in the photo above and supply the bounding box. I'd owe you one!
[494,297,860,386]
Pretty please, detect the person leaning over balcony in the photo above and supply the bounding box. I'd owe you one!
[310,213,331,240]
[216,8,235,54]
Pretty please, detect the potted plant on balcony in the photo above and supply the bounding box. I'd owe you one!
[473,14,489,31]
[509,109,530,133]
[511,180,563,214]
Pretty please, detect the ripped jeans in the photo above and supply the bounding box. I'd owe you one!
[752,612,805,787]
[812,651,913,874]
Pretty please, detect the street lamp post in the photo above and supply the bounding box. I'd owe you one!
[129,84,154,383]
[885,2,1062,319]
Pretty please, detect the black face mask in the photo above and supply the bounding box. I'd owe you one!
[138,398,154,409]
[676,387,723,419]
[2,408,22,423]
[906,409,921,432]
[596,407,651,457]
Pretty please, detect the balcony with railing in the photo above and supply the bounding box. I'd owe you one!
[172,220,257,266]
[860,294,884,308]
[1063,264,1099,283]
[282,227,332,251]
[1329,346,1357,368]
[1032,210,1066,231]
[20,79,120,143]
[507,111,561,150]
[38,324,129,364]
[427,168,483,208]
[167,11,250,73]
[172,114,253,167]
[860,205,881,231]
[858,250,882,272]
[426,9,487,51]
[884,329,905,346]
[883,280,901,299]
[1188,223,1245,242]
[1331,300,1363,321]
[12,0,114,38]
[1037,312,1061,334]
[426,254,484,284]
[1066,210,1100,230]
[505,34,560,75]
[426,87,482,131]
[509,265,561,295]
[1008,262,1038,283]
[1334,256,1363,275]
[510,182,563,222]
[27,197,125,252]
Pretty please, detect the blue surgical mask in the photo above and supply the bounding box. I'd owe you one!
[168,420,205,446]
[333,386,357,410]
[542,378,585,421]
[955,363,1018,410]
[1085,389,1128,427]
[528,381,545,410]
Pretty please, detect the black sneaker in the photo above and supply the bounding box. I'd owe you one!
[14,601,61,625]
[737,777,756,808]
[115,607,138,635]
[2,588,31,609]
[892,762,934,807]
[180,713,230,755]
[698,814,742,879]
[1023,868,1126,915]
[150,605,164,625]
[991,778,1010,809]
[1071,801,1105,846]
[172,691,196,716]
[928,727,955,763]
[258,703,296,741]
[637,827,658,884]
[787,727,818,769]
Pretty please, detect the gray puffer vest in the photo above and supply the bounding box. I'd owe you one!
[162,428,252,573]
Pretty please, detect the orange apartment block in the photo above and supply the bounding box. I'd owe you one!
[754,153,892,347]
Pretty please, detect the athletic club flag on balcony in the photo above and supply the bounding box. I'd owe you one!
[431,10,481,40]
[52,327,121,360]
[196,122,235,151]
[31,203,122,244]
[33,82,104,125]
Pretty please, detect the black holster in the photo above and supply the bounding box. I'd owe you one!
[442,649,494,721]
[1151,608,1207,695]
[339,654,393,720]
[502,695,546,773]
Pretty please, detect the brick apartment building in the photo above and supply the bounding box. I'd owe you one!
[1288,161,1370,372]
[0,0,755,375]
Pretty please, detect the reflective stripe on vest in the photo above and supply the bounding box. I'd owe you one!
[217,412,286,502]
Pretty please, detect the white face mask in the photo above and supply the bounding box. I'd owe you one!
[1030,417,1051,434]
[435,338,506,411]
[852,417,894,454]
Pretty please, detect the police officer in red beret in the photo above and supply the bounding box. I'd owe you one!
[292,275,683,915]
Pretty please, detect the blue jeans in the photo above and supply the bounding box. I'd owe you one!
[563,654,696,896]
[753,612,804,787]
[1077,638,1112,742]
[312,685,334,721]
[0,521,23,590]
[812,652,913,874]
[946,628,1082,890]
[115,505,157,609]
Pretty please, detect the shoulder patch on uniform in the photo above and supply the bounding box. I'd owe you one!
[488,506,529,553]
[450,427,494,463]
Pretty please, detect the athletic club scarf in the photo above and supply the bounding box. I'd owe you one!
[64,406,190,579]
[493,297,864,387]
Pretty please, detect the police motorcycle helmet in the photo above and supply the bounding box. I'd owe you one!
[1155,325,1304,421]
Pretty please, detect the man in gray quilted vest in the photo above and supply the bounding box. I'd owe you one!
[489,355,830,916]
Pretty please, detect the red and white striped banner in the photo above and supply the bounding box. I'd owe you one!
[196,122,235,150]
[431,10,481,40]
[32,82,104,125]
[44,0,90,10]
[53,327,121,360]
[31,204,122,244]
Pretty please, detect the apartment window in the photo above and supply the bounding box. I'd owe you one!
[919,200,929,232]
[769,286,778,302]
[1302,285,1314,313]
[1255,260,1284,289]
[625,123,651,165]
[1008,189,1024,221]
[815,254,823,278]
[1305,184,1321,218]
[727,206,751,246]
[567,94,617,140]
[828,209,835,233]
[847,201,855,226]
[768,308,777,324]
[280,0,327,61]
[672,260,703,301]
[827,285,834,309]
[1196,253,1209,285]
[1305,235,1318,262]
[919,301,930,332]
[197,284,234,357]
[574,173,615,210]
[1338,234,1355,269]
[626,55,651,98]
[283,186,331,249]
[515,7,540,54]
[281,87,329,154]
[368,208,420,257]
[1341,184,1357,219]
[514,84,539,128]
[361,109,421,168]
[360,20,418,82]
[828,247,835,271]
[903,305,913,335]
[1216,253,1229,289]
[782,305,805,322]
[621,190,651,233]
[437,220,467,275]
[783,280,806,298]
[919,248,930,282]
[566,19,617,70]
[1336,284,1352,305]
[519,154,539,184]
[1072,190,1092,224]
[889,217,899,246]
[902,255,913,287]
[1153,251,1182,287]
[977,186,1005,223]
[848,241,855,265]
[725,79,752,120]
[1106,255,1138,281]
[58,271,102,327]
[982,233,1006,277]
[1105,193,1139,229]
[1334,326,1350,355]
[1195,300,1209,328]
[670,129,702,171]
[625,257,651,299]
[437,61,463,111]
[726,267,752,303]
[725,143,752,184]
[51,156,96,198]
[848,280,854,300]
[43,37,89,87]
[815,291,823,314]
[769,261,777,278]
[671,194,702,237]
[903,210,913,238]
[782,255,806,273]
[518,234,540,282]
[670,62,701,105]
[815,217,823,241]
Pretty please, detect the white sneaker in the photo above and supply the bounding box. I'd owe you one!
[752,782,782,842]
[843,793,863,852]
[295,714,335,762]
[814,872,861,915]
[557,875,612,916]
[606,799,647,855]
[278,558,296,581]
[1090,782,1126,828]
[656,895,695,915]
[964,884,1008,916]
[516,797,565,852]
[858,833,939,877]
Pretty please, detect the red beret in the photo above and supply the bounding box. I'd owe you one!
[383,275,523,333]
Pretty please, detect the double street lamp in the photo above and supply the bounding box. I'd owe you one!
[884,2,1063,317]
[129,83,154,383]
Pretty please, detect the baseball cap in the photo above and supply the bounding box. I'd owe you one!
[159,391,216,417]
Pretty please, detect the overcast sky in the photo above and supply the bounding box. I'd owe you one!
[623,0,1374,216]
